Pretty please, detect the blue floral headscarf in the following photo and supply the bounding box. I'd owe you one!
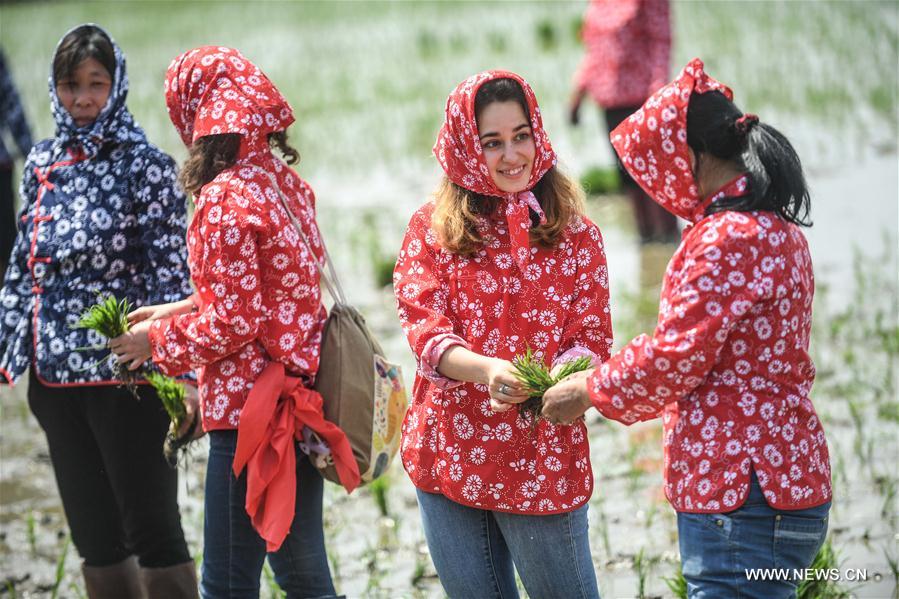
[48,23,147,159]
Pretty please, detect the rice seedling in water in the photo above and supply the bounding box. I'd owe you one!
[261,562,284,599]
[369,475,390,519]
[73,295,140,396]
[663,563,688,599]
[49,534,70,599]
[632,548,659,599]
[797,538,850,599]
[511,347,592,423]
[26,510,36,557]
[884,547,899,599]
[144,371,193,467]
[580,165,621,196]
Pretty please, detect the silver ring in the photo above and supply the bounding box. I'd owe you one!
[499,383,510,395]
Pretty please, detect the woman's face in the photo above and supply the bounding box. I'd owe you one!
[477,100,536,194]
[56,57,112,128]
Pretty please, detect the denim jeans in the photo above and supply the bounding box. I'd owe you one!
[202,430,340,599]
[416,489,600,599]
[677,470,831,599]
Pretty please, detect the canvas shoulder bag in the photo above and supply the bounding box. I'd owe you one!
[266,172,407,484]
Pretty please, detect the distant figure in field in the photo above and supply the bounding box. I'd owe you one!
[0,49,34,279]
[570,0,679,244]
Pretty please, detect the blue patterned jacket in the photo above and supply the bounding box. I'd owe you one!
[0,25,192,385]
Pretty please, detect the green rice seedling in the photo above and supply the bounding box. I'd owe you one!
[50,534,70,599]
[74,295,130,339]
[369,475,390,519]
[664,563,688,599]
[797,538,850,599]
[511,347,592,423]
[535,19,556,51]
[73,295,139,396]
[26,510,36,557]
[580,166,621,196]
[144,371,193,467]
[884,547,899,599]
[261,562,284,599]
[68,581,86,599]
[633,547,657,598]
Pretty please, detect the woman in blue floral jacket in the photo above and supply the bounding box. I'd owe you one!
[0,24,197,598]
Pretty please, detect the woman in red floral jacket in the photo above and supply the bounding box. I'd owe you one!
[394,71,611,598]
[542,59,832,598]
[111,47,355,598]
[569,0,678,243]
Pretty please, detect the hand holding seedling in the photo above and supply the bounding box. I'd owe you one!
[486,358,530,413]
[510,348,594,424]
[541,373,594,426]
[109,319,153,370]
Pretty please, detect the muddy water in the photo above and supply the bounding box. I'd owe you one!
[1,146,897,597]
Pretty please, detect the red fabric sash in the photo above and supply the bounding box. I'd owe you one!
[233,361,360,551]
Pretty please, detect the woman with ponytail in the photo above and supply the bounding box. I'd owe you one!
[539,59,831,598]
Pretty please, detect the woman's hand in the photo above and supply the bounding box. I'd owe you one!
[568,88,587,126]
[127,298,195,327]
[541,371,594,425]
[108,320,153,371]
[486,358,531,413]
[176,385,204,441]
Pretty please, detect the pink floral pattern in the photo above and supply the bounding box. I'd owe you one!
[574,0,671,109]
[591,59,832,512]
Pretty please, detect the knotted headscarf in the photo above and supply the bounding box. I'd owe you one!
[433,70,557,268]
[164,46,294,156]
[610,58,733,223]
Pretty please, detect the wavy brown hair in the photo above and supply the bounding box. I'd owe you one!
[432,166,585,256]
[178,130,300,195]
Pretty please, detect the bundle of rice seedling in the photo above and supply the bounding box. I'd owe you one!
[74,295,139,395]
[145,370,196,468]
[511,347,593,423]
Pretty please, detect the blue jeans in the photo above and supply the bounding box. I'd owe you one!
[677,470,831,599]
[202,430,339,599]
[416,489,600,599]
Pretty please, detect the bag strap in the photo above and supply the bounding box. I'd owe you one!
[262,171,347,305]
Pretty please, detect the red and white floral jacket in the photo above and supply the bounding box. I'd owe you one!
[396,202,612,514]
[590,59,832,512]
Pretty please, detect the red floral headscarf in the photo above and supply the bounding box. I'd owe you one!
[164,46,294,155]
[433,70,557,268]
[610,58,733,223]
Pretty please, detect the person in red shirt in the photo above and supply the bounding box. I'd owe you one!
[394,71,611,598]
[570,0,679,244]
[110,47,355,598]
[541,59,832,597]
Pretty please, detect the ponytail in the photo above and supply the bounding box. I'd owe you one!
[687,91,812,227]
[741,122,811,226]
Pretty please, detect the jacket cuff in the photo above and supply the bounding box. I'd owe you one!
[420,333,469,390]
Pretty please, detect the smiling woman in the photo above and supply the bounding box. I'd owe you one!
[393,70,612,598]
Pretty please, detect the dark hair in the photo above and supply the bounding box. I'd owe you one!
[687,90,811,226]
[474,77,529,124]
[178,130,300,195]
[53,25,116,83]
